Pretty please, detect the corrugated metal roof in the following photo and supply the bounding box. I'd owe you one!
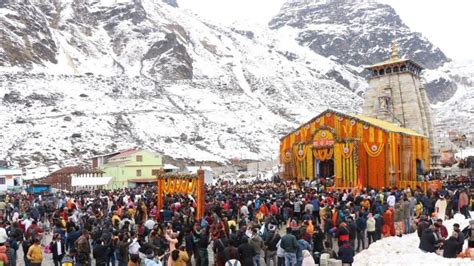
[49,166,101,175]
[108,148,140,160]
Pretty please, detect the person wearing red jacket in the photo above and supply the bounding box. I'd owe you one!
[259,203,269,217]
[383,207,395,237]
[436,219,448,239]
[270,202,279,216]
[336,222,350,248]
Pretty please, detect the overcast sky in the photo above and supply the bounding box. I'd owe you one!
[179,0,474,61]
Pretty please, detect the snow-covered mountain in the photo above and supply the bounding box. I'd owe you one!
[0,0,472,170]
[0,0,365,169]
[268,0,474,147]
[270,0,449,69]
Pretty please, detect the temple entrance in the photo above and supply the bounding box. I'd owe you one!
[316,159,334,178]
[416,159,424,176]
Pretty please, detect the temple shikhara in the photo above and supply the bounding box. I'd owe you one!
[280,43,439,189]
[363,42,439,167]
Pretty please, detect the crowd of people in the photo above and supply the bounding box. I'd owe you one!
[0,176,471,266]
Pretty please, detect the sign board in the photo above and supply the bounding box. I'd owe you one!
[313,140,334,148]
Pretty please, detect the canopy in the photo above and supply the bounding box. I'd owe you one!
[71,176,112,187]
[164,164,179,170]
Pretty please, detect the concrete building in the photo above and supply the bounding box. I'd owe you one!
[101,149,163,189]
[0,167,23,193]
[363,42,439,167]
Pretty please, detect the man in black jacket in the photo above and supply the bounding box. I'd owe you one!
[419,224,442,253]
[443,234,460,258]
[374,213,383,241]
[337,240,355,265]
[50,233,66,266]
[93,240,110,266]
[347,217,357,248]
[238,237,257,266]
[417,215,430,239]
[213,231,229,266]
[264,225,280,266]
[197,229,210,266]
[452,223,465,253]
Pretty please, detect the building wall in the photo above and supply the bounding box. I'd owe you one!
[102,150,163,189]
[363,72,427,135]
[363,71,438,165]
[0,175,15,192]
[43,174,72,191]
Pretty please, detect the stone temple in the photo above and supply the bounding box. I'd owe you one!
[363,42,439,167]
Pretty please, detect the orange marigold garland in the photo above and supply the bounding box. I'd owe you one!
[295,144,307,161]
[363,142,384,157]
[314,148,333,161]
[282,149,292,163]
[342,142,354,159]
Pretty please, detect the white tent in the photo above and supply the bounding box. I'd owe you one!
[164,164,179,172]
[71,176,112,187]
[164,164,179,170]
[185,166,214,184]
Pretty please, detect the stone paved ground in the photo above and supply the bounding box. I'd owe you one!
[16,234,53,266]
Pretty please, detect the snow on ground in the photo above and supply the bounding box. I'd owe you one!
[354,212,474,266]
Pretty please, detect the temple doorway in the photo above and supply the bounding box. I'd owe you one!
[315,159,334,178]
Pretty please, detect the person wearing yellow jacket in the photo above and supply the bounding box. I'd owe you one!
[27,238,43,266]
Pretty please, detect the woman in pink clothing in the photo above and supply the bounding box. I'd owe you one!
[165,230,179,266]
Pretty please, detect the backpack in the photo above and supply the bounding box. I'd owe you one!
[91,227,102,242]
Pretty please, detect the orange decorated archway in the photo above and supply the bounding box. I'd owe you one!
[155,169,205,220]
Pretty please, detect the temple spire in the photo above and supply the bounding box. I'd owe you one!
[390,41,400,61]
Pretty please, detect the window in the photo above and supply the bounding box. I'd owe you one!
[136,169,142,177]
[152,169,160,176]
[379,69,385,75]
[136,155,143,162]
[393,66,399,73]
[378,96,391,111]
[0,177,5,185]
[385,67,392,74]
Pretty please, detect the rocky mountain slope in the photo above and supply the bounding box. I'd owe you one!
[269,0,459,103]
[270,0,449,69]
[269,0,474,145]
[0,0,472,170]
[0,0,365,169]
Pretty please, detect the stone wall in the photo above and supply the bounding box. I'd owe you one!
[363,71,440,165]
[364,72,426,135]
